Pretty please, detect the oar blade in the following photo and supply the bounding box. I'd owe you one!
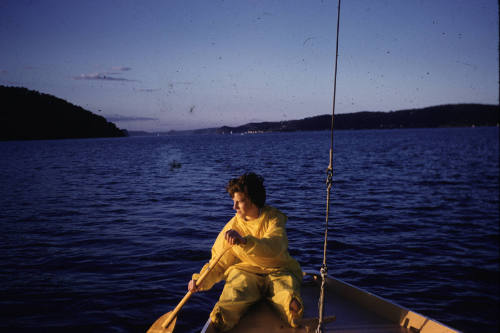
[147,311,177,333]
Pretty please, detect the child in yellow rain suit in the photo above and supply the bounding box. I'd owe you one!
[189,172,303,331]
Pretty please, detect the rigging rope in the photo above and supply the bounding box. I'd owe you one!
[316,0,341,332]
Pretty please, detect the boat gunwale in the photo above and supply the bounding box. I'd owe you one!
[200,271,462,333]
[304,271,461,333]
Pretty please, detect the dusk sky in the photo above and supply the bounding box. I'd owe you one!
[1,0,498,132]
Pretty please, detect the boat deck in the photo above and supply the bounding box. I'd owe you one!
[202,273,459,333]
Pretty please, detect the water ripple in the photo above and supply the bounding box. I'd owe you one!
[0,128,498,332]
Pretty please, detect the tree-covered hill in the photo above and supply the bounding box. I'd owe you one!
[217,104,499,134]
[1,86,127,141]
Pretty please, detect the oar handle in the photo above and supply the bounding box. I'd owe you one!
[161,246,232,329]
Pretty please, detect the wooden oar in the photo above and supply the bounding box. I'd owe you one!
[147,246,232,333]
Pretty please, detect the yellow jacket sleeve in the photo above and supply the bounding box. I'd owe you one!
[191,207,301,288]
[244,214,287,258]
[234,208,292,269]
[191,220,238,291]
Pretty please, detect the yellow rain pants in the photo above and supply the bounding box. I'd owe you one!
[192,206,303,331]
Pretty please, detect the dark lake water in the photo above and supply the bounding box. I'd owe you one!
[1,127,498,333]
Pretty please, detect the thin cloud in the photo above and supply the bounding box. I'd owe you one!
[104,114,157,122]
[73,66,136,82]
[73,73,138,82]
[134,88,161,93]
[111,66,132,71]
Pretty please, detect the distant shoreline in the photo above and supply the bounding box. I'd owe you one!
[130,103,499,136]
[129,124,499,137]
[1,85,497,140]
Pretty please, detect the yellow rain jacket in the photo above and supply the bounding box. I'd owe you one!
[192,205,303,330]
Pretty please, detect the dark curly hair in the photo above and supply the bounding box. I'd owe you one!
[226,172,266,208]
